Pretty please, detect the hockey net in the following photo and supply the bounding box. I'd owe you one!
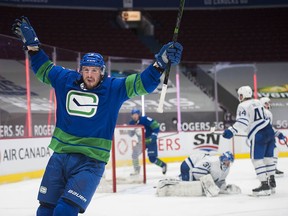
[97,125,146,193]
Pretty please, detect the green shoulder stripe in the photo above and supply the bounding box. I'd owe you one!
[150,120,160,130]
[35,60,53,85]
[125,74,148,98]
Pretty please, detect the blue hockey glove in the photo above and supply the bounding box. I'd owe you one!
[222,129,234,139]
[277,132,285,140]
[155,42,183,70]
[12,16,40,49]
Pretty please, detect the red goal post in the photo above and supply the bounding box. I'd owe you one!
[110,125,146,192]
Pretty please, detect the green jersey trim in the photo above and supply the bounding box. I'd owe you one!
[49,127,111,163]
[125,74,148,98]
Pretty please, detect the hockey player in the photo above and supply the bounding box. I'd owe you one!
[180,151,238,194]
[129,108,167,175]
[260,97,286,177]
[156,151,240,197]
[12,16,183,215]
[222,86,275,196]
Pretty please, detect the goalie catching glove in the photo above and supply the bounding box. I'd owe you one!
[12,16,40,50]
[155,42,183,70]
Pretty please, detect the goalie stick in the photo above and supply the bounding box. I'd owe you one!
[157,0,185,113]
[210,126,247,138]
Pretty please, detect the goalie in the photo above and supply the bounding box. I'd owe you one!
[157,151,241,197]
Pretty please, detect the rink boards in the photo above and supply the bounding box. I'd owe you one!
[1,129,287,184]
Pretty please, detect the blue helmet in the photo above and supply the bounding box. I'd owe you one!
[131,108,141,115]
[80,53,106,75]
[220,151,234,163]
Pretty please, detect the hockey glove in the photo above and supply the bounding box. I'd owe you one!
[277,132,285,140]
[155,42,183,70]
[12,16,40,50]
[222,129,234,139]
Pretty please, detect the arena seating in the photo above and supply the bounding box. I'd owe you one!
[0,7,152,59]
[0,6,287,62]
[148,8,288,62]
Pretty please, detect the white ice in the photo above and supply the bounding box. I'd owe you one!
[1,158,288,216]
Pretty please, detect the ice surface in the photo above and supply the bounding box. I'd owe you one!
[1,158,288,216]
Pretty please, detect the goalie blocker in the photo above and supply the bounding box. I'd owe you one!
[156,175,241,197]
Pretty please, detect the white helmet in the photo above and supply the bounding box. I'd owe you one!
[237,86,252,102]
[260,97,271,109]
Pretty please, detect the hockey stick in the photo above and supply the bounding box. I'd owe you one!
[157,132,179,139]
[157,0,185,113]
[73,98,97,107]
[210,127,247,137]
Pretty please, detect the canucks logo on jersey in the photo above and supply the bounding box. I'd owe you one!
[66,90,99,118]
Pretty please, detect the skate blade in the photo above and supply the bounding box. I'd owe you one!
[250,190,271,197]
[275,174,284,178]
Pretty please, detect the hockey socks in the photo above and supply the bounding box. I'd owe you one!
[53,198,80,216]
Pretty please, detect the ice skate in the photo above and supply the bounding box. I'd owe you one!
[162,164,167,175]
[268,175,276,194]
[130,166,141,176]
[252,181,271,196]
[275,169,284,177]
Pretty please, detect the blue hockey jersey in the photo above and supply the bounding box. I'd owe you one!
[30,49,161,163]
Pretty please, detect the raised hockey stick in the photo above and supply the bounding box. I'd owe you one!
[210,126,247,137]
[157,0,185,113]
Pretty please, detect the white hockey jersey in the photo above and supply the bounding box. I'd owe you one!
[229,99,270,141]
[263,108,281,137]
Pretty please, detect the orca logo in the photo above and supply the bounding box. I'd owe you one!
[66,90,99,118]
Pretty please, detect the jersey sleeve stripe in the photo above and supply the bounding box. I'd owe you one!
[236,120,248,126]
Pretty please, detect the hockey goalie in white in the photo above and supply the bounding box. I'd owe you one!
[156,151,241,197]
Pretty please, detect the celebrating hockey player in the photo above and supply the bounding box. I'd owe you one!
[222,86,275,196]
[12,16,183,215]
[260,97,286,177]
[129,108,167,175]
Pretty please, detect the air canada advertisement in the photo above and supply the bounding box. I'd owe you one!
[0,138,52,176]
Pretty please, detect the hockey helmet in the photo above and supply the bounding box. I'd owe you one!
[131,108,141,115]
[260,97,271,110]
[237,86,252,102]
[80,53,106,76]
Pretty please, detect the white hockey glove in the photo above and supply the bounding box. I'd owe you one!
[220,184,241,194]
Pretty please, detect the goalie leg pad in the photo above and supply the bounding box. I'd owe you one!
[199,174,220,197]
[156,178,202,197]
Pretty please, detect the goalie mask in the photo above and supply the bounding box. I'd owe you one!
[220,151,234,171]
[260,97,271,110]
[237,86,252,102]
